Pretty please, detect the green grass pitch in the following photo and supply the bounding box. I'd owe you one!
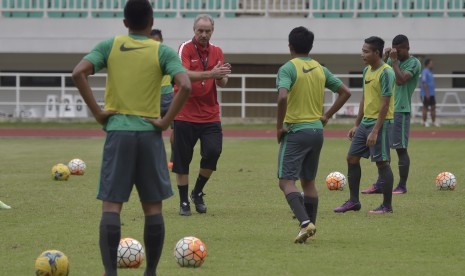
[0,137,464,275]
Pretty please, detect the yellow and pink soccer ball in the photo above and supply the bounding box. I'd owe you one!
[51,163,71,181]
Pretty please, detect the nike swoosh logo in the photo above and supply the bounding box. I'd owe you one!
[392,143,401,147]
[364,79,373,84]
[373,154,381,159]
[302,67,317,73]
[120,43,149,52]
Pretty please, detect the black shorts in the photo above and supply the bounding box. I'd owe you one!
[98,131,173,203]
[172,121,223,174]
[421,96,436,106]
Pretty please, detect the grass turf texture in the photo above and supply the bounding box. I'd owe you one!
[0,137,464,275]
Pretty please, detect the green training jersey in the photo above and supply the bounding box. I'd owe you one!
[387,56,421,113]
[84,34,185,131]
[276,57,343,130]
[361,62,395,125]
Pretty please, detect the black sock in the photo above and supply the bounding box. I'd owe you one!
[286,192,310,227]
[379,164,394,208]
[99,212,120,276]
[144,214,164,276]
[178,185,189,204]
[397,149,410,187]
[304,197,318,225]
[193,174,209,195]
[348,163,361,203]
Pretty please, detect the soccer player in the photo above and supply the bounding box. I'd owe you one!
[173,14,231,216]
[276,26,351,243]
[420,58,438,127]
[362,34,421,195]
[334,36,396,214]
[150,28,175,169]
[72,0,191,275]
[0,200,11,209]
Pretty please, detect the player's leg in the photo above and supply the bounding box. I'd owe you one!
[422,96,430,127]
[334,125,369,213]
[98,131,137,276]
[278,128,316,243]
[431,96,438,126]
[392,112,410,194]
[300,128,323,226]
[172,121,198,216]
[369,122,394,213]
[192,122,223,213]
[135,131,173,276]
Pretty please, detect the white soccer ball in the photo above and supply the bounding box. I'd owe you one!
[117,238,145,268]
[325,171,347,191]
[174,236,207,268]
[435,172,457,190]
[67,158,86,175]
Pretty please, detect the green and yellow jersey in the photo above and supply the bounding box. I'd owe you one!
[387,56,421,113]
[161,75,173,95]
[84,34,185,131]
[361,62,395,125]
[276,57,343,130]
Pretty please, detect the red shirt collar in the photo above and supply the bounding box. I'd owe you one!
[192,37,209,54]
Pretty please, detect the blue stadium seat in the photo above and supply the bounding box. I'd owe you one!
[92,0,122,18]
[358,0,396,18]
[2,0,44,18]
[153,0,177,18]
[312,0,354,18]
[223,0,237,17]
[48,0,88,18]
[448,0,464,17]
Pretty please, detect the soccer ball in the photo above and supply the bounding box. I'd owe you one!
[325,171,346,191]
[174,236,207,268]
[435,172,457,190]
[35,249,69,276]
[67,158,86,175]
[51,163,71,181]
[117,237,145,268]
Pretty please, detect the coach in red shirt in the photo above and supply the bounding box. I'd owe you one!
[173,14,231,216]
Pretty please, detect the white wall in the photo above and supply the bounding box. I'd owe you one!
[1,17,464,55]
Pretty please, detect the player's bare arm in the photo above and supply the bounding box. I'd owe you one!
[321,84,351,126]
[276,88,289,143]
[389,49,412,85]
[348,96,364,140]
[147,72,191,130]
[72,60,116,125]
[367,95,390,146]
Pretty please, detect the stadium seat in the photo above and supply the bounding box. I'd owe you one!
[2,0,44,18]
[48,0,88,18]
[448,0,465,17]
[357,0,396,18]
[312,0,352,18]
[223,0,237,17]
[92,0,122,18]
[181,0,220,18]
[153,0,177,18]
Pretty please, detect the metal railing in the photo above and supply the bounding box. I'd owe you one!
[1,72,464,120]
[1,0,464,18]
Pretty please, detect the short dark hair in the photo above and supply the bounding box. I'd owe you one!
[364,36,384,58]
[424,58,432,67]
[392,34,409,46]
[124,0,153,31]
[288,26,314,54]
[151,29,162,39]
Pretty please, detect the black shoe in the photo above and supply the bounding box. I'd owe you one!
[190,191,207,213]
[179,202,191,216]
